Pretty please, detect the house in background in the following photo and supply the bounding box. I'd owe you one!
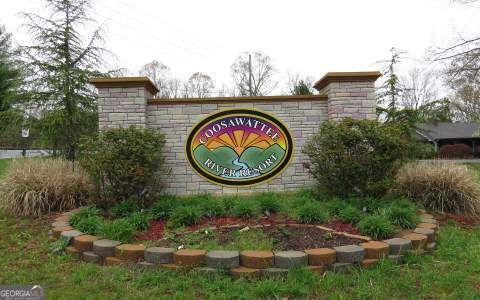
[415,122,480,155]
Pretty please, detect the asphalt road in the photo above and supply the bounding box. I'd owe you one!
[0,150,52,159]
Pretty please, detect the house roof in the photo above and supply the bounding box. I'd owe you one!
[415,122,480,141]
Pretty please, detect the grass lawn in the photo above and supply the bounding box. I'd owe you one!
[0,214,479,299]
[0,160,479,298]
[0,158,11,177]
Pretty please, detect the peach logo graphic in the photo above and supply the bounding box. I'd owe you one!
[186,109,293,186]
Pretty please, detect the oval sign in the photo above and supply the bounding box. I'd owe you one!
[186,109,293,186]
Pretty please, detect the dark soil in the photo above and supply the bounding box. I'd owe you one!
[261,225,364,250]
[156,225,365,251]
[136,214,362,250]
[187,213,299,231]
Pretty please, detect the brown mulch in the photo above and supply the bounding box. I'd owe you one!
[433,212,478,228]
[261,225,364,251]
[186,213,298,231]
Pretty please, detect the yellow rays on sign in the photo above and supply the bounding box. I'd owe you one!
[206,130,272,155]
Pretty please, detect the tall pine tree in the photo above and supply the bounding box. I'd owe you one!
[21,0,108,160]
[0,23,24,147]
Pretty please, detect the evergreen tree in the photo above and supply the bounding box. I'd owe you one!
[293,80,313,95]
[0,24,22,112]
[0,23,24,147]
[21,0,108,160]
[377,47,405,122]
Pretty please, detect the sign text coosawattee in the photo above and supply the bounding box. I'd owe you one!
[186,109,293,186]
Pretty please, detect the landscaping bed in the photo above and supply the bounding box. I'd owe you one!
[150,224,366,251]
[48,206,440,279]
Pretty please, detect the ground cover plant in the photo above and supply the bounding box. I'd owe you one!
[0,158,90,217]
[66,189,424,246]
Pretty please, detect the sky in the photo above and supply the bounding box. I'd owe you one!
[1,0,480,93]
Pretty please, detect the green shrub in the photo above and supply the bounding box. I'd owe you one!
[297,202,328,224]
[78,127,166,209]
[109,199,140,218]
[200,197,226,218]
[150,195,179,220]
[326,199,348,216]
[170,206,202,227]
[338,205,363,224]
[0,158,91,217]
[409,142,436,159]
[74,215,102,235]
[127,211,151,230]
[99,219,135,242]
[356,197,385,213]
[385,206,419,229]
[259,193,282,214]
[395,161,480,218]
[232,201,258,218]
[358,215,394,239]
[69,207,100,228]
[303,118,410,197]
[222,196,238,215]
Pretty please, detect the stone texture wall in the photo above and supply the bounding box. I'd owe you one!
[92,72,379,195]
[97,87,153,129]
[146,98,328,194]
[318,81,377,121]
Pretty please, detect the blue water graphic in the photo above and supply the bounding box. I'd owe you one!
[222,158,258,179]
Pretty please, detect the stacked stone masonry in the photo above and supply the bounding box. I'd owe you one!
[91,72,380,195]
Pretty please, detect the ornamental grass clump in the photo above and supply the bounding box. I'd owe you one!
[0,158,90,217]
[297,202,329,224]
[395,161,480,218]
[358,215,394,239]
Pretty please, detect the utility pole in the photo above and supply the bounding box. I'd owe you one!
[248,53,252,96]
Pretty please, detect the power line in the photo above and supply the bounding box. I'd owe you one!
[111,0,221,53]
[101,25,195,66]
[95,1,208,58]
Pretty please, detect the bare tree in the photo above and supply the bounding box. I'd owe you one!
[216,83,236,97]
[445,54,480,121]
[231,51,277,96]
[186,72,214,98]
[139,60,170,98]
[400,67,438,110]
[165,77,184,99]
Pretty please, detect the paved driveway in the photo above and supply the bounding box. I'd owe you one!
[0,150,52,159]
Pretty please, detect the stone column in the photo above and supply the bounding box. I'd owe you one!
[314,71,381,121]
[89,77,159,129]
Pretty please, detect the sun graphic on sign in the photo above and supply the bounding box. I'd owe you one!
[205,130,272,155]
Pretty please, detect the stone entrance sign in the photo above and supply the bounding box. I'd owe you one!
[90,71,381,195]
[185,108,294,186]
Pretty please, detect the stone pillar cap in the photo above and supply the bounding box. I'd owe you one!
[314,71,382,91]
[90,77,159,95]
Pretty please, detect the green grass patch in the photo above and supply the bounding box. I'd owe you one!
[0,212,479,298]
[0,158,12,177]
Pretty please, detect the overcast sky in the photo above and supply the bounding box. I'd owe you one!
[1,0,480,92]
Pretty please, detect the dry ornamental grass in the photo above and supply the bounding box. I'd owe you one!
[0,158,91,217]
[395,161,480,218]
